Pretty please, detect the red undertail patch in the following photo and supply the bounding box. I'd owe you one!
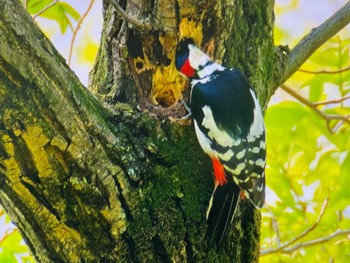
[211,157,227,186]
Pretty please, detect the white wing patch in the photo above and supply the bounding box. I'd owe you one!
[194,113,235,162]
[194,120,214,156]
[201,106,235,148]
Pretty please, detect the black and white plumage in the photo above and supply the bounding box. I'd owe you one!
[175,38,266,246]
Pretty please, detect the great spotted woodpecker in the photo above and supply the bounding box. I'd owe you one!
[175,38,266,246]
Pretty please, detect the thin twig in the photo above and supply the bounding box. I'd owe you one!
[280,84,350,133]
[105,0,152,31]
[266,206,282,246]
[299,65,350,74]
[67,0,95,66]
[261,198,329,255]
[278,2,350,86]
[0,228,17,244]
[280,229,350,254]
[271,212,281,246]
[32,0,58,20]
[314,95,350,106]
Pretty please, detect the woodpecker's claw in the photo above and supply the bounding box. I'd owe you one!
[180,99,192,120]
[181,99,191,113]
[181,112,192,120]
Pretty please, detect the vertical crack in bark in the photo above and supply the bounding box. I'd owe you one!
[20,179,61,221]
[152,235,171,263]
[174,0,181,33]
[7,130,41,184]
[122,232,139,263]
[30,88,72,149]
[113,171,134,221]
[150,0,155,11]
[175,197,193,262]
[94,171,112,209]
[240,201,260,263]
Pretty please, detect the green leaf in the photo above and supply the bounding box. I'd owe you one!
[0,251,17,263]
[28,1,80,33]
[0,225,33,261]
[27,0,53,14]
[265,101,309,130]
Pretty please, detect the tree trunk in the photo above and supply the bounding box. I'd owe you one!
[0,0,277,262]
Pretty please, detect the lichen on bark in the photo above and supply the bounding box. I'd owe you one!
[88,0,275,261]
[0,0,278,262]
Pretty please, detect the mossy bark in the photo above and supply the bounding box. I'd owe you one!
[0,0,278,262]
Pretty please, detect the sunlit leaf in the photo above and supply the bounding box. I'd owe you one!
[28,1,80,33]
[0,251,17,263]
[27,0,53,14]
[263,26,350,260]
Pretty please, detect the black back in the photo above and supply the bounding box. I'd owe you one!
[190,68,255,139]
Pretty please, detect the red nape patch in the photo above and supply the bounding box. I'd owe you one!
[211,158,227,186]
[180,59,196,78]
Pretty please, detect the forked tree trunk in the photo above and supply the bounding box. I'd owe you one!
[0,0,279,262]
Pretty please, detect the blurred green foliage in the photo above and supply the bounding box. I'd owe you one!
[0,207,35,263]
[261,25,350,263]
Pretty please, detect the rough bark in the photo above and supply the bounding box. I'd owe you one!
[0,0,275,262]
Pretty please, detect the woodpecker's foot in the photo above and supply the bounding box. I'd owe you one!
[180,99,192,120]
[181,112,192,120]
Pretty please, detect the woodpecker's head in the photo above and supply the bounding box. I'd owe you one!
[175,38,211,78]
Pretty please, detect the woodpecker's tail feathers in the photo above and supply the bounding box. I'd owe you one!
[206,177,241,247]
[250,171,266,208]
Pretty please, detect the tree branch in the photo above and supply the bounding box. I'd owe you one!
[264,229,350,255]
[261,199,330,255]
[299,65,350,74]
[271,213,281,246]
[0,228,18,244]
[278,2,350,86]
[280,84,350,133]
[314,95,350,107]
[105,0,152,31]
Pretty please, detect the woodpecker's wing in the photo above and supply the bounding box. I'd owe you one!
[191,68,266,208]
